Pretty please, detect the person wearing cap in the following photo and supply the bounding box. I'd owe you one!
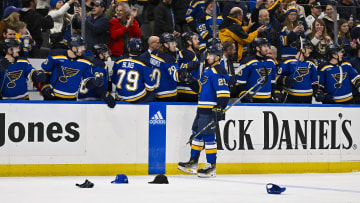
[109,2,141,58]
[0,7,23,42]
[19,0,54,49]
[279,6,305,59]
[48,0,77,49]
[72,0,109,51]
[305,2,322,36]
[0,0,21,20]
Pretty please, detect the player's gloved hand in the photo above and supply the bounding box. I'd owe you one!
[212,105,225,121]
[285,76,296,88]
[41,85,55,100]
[314,91,325,102]
[272,91,283,103]
[101,92,116,108]
[0,57,9,72]
[324,94,334,104]
[228,75,236,87]
[186,61,200,72]
[32,70,46,84]
[178,68,196,84]
[241,92,253,103]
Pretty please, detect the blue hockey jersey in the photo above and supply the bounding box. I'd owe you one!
[197,14,223,50]
[196,64,230,114]
[186,0,205,31]
[0,58,37,100]
[111,56,155,102]
[41,49,94,99]
[177,49,199,97]
[150,50,179,100]
[237,56,277,100]
[318,61,360,103]
[78,57,109,100]
[277,57,318,101]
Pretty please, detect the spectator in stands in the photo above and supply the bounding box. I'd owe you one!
[0,7,22,42]
[219,7,266,62]
[279,6,305,59]
[320,3,338,39]
[222,0,249,20]
[154,0,180,37]
[73,0,109,51]
[17,22,37,57]
[36,0,50,16]
[305,1,322,36]
[310,18,332,62]
[337,19,356,60]
[337,0,357,24]
[250,0,281,54]
[109,2,141,58]
[19,0,54,49]
[140,35,160,62]
[0,0,21,20]
[173,0,192,34]
[48,0,77,49]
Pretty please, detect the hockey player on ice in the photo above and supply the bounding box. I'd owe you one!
[178,45,231,178]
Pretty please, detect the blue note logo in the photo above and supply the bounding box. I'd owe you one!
[150,111,166,125]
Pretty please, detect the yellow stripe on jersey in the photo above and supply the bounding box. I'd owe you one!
[54,92,77,99]
[245,59,258,66]
[52,55,67,59]
[17,59,29,64]
[253,94,271,99]
[191,145,204,151]
[335,96,353,103]
[155,92,177,98]
[320,65,333,71]
[77,59,93,66]
[150,54,166,62]
[197,105,214,108]
[217,94,230,97]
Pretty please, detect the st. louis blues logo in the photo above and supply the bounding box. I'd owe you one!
[256,68,271,83]
[331,72,347,89]
[59,66,80,83]
[295,67,309,82]
[6,70,23,88]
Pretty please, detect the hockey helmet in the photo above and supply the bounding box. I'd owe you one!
[296,38,312,50]
[181,31,196,47]
[128,38,143,53]
[206,37,222,47]
[252,38,269,50]
[327,43,343,57]
[93,43,108,57]
[207,45,223,57]
[68,34,85,49]
[2,38,20,53]
[160,32,176,45]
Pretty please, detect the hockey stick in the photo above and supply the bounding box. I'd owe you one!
[186,68,269,145]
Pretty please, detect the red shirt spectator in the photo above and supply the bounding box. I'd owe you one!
[109,2,141,57]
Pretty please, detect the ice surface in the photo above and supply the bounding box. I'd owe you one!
[0,173,359,203]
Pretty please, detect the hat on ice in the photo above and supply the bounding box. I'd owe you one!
[266,183,286,194]
[111,174,128,184]
[148,174,169,184]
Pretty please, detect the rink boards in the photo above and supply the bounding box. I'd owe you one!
[0,101,359,176]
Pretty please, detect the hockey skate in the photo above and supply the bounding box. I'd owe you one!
[197,163,216,178]
[178,157,199,174]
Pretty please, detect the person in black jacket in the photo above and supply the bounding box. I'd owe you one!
[153,0,180,37]
[19,0,54,49]
[72,0,109,51]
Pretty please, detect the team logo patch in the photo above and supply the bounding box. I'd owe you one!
[6,70,23,88]
[201,76,208,84]
[256,68,271,83]
[59,66,80,83]
[295,67,310,82]
[332,72,347,89]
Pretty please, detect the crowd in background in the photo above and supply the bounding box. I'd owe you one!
[1,0,360,104]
